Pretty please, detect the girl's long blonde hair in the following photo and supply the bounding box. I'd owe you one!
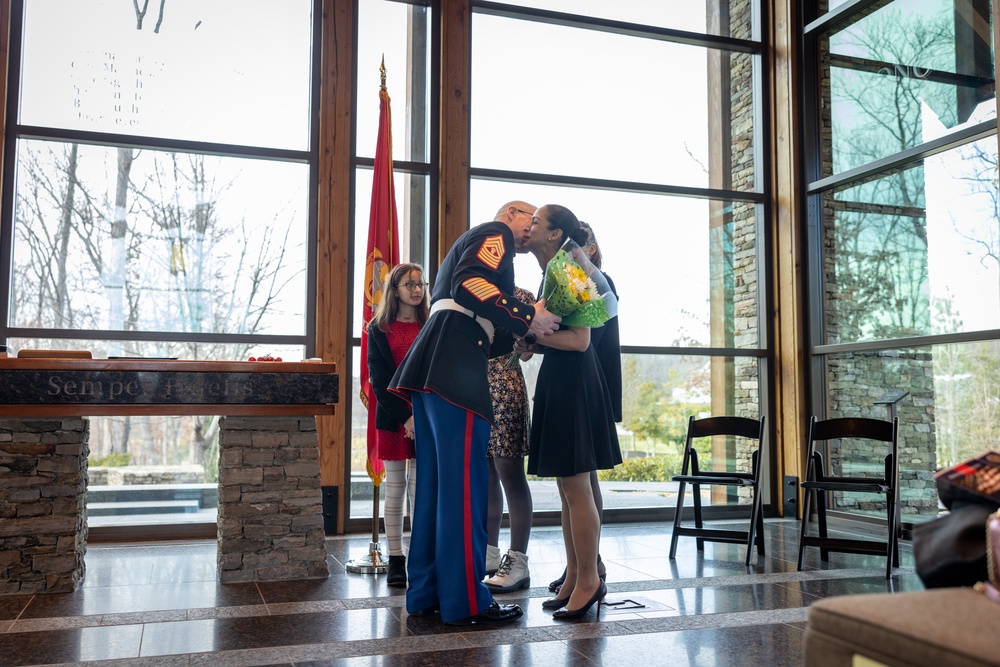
[370,262,430,332]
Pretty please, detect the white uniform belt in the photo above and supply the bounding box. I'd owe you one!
[431,298,495,341]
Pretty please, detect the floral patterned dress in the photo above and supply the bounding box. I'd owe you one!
[486,287,535,458]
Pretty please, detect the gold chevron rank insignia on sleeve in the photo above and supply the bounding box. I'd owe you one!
[476,235,505,270]
[462,277,501,302]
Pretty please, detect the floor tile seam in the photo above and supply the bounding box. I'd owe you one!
[180,633,481,666]
[441,624,566,648]
[0,566,910,634]
[616,605,811,634]
[4,599,351,634]
[602,565,914,593]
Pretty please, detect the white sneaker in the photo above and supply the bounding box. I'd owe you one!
[484,549,530,592]
[485,544,502,577]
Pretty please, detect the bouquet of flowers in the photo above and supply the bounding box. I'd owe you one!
[505,238,617,369]
[540,239,617,327]
[542,239,618,327]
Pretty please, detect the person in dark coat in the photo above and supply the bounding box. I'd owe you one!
[388,201,561,626]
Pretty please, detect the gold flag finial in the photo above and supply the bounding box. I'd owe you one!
[380,55,387,91]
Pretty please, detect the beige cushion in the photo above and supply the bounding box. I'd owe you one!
[805,588,1000,667]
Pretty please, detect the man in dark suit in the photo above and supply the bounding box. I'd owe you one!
[390,201,560,625]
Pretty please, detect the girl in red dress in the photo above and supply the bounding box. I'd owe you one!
[367,262,430,587]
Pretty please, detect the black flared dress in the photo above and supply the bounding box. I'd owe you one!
[526,326,622,478]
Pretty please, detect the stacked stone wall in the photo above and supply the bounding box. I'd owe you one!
[88,465,205,486]
[731,0,760,502]
[217,416,329,583]
[0,418,89,594]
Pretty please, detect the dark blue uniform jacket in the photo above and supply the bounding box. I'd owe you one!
[389,221,535,421]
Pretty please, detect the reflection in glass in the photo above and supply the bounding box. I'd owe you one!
[471,15,757,191]
[825,0,995,174]
[824,137,1000,343]
[822,340,1000,524]
[10,140,309,339]
[19,0,314,150]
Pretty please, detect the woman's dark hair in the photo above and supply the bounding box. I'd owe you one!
[545,204,589,247]
[579,220,602,269]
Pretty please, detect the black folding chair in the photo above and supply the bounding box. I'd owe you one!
[668,415,767,566]
[796,416,900,579]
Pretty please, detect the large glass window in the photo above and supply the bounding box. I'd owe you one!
[349,0,433,518]
[464,2,767,516]
[471,14,759,192]
[807,0,997,525]
[19,0,313,150]
[2,0,318,529]
[10,142,310,338]
[825,0,995,174]
[348,1,767,520]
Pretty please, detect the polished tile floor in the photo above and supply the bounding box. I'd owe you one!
[0,518,921,666]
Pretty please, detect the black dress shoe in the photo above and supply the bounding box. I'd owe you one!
[548,567,567,592]
[444,601,523,626]
[552,582,607,621]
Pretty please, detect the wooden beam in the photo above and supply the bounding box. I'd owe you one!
[316,0,354,533]
[770,0,808,517]
[437,0,472,261]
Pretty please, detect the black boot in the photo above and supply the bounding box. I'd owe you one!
[387,555,407,588]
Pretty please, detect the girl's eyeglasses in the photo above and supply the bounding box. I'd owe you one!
[400,281,427,290]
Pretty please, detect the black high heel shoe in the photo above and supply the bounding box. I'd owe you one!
[541,594,570,610]
[548,567,567,593]
[552,581,607,621]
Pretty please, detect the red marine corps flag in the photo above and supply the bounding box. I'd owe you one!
[360,58,400,488]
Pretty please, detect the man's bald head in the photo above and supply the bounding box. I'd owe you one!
[493,201,536,252]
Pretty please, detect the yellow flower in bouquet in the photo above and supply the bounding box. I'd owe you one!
[504,239,617,369]
[541,244,614,328]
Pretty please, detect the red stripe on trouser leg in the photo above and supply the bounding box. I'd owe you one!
[463,410,478,615]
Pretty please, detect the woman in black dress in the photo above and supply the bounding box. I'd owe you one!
[521,204,622,620]
[548,220,619,593]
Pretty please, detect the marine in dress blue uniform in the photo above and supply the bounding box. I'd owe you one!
[389,220,538,625]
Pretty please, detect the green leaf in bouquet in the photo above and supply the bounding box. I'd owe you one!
[562,299,610,327]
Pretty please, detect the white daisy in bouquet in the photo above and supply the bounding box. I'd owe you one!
[541,238,617,327]
[505,238,617,368]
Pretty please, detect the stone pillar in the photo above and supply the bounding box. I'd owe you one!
[0,418,89,594]
[217,416,329,583]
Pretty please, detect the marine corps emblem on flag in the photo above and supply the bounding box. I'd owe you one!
[364,247,390,309]
[476,235,505,270]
